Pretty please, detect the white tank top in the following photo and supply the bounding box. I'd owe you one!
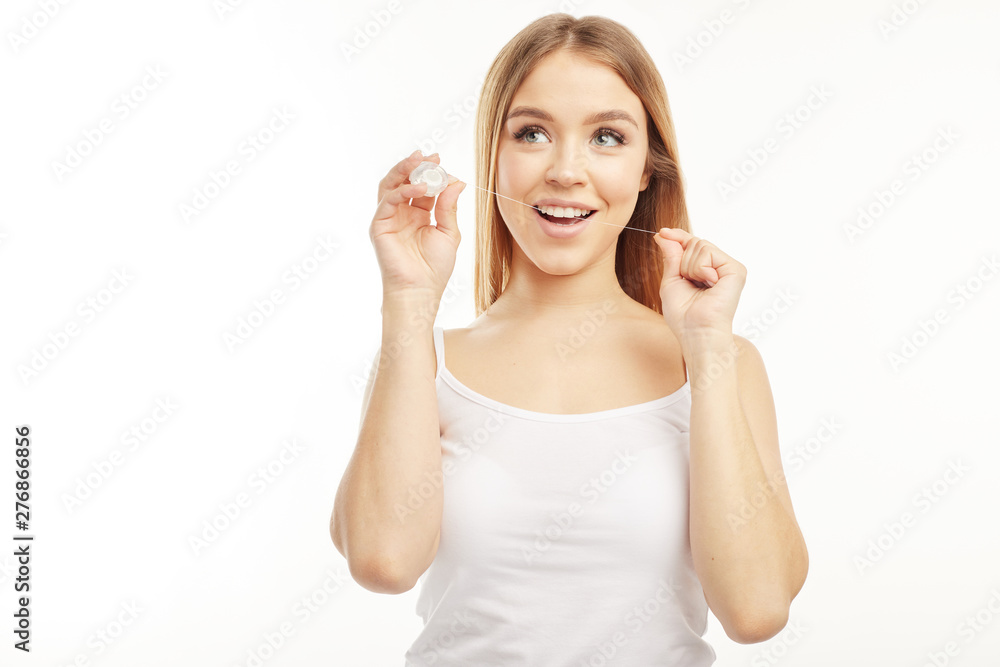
[404,326,716,666]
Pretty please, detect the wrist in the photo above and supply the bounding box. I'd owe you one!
[382,287,440,309]
[381,289,440,330]
[680,331,741,392]
[679,328,734,354]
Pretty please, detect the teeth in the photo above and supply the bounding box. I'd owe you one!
[538,205,591,218]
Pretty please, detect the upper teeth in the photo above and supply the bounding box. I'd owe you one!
[538,205,590,218]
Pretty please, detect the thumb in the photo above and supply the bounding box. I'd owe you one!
[433,177,466,238]
[653,233,683,279]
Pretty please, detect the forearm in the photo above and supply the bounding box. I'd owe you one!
[335,291,443,589]
[682,331,806,636]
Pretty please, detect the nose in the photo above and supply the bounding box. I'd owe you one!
[545,140,589,188]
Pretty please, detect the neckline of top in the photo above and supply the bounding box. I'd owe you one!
[434,326,690,423]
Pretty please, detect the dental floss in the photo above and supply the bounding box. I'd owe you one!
[408,161,450,197]
[468,185,659,235]
[408,160,658,235]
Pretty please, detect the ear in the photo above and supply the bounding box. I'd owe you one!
[639,168,650,192]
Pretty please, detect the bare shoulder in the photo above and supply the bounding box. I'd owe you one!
[730,333,772,391]
[616,299,684,349]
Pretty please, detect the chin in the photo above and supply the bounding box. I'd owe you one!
[527,253,592,277]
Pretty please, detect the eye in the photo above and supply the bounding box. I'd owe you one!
[511,125,627,147]
[512,125,549,144]
[594,129,626,147]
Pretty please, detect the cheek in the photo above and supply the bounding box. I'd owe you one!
[496,150,514,192]
[497,153,536,201]
[593,177,636,208]
[595,158,646,205]
[494,157,523,226]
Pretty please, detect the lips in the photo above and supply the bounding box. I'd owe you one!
[534,206,591,239]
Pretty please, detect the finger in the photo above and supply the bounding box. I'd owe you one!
[658,226,693,246]
[431,177,467,238]
[408,154,446,211]
[705,244,747,285]
[680,237,702,281]
[410,159,458,211]
[652,233,683,279]
[409,194,436,212]
[372,182,429,225]
[663,228,739,286]
[660,228,725,286]
[377,151,441,205]
[694,244,721,286]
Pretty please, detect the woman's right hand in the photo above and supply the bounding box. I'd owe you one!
[370,150,467,300]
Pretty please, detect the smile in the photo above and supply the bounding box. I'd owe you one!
[534,205,596,224]
[533,206,593,238]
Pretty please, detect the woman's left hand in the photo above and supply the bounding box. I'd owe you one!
[652,227,747,345]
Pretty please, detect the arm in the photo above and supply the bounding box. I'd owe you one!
[330,290,443,594]
[684,331,808,644]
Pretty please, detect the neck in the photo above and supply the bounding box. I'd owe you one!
[485,246,634,327]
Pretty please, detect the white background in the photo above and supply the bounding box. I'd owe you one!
[2,0,999,665]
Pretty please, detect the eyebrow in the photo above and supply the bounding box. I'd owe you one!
[505,106,639,130]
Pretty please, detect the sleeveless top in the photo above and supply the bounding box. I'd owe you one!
[403,326,716,666]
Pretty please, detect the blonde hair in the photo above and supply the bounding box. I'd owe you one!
[472,13,690,317]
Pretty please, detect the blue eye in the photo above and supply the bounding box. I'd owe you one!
[512,125,549,143]
[511,125,628,147]
[594,130,624,147]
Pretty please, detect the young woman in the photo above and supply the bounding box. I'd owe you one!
[332,13,808,665]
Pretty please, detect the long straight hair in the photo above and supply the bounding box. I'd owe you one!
[472,13,690,317]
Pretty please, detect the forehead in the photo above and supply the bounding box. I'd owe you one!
[509,50,644,121]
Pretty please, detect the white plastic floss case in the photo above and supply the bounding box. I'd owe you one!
[408,161,450,197]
